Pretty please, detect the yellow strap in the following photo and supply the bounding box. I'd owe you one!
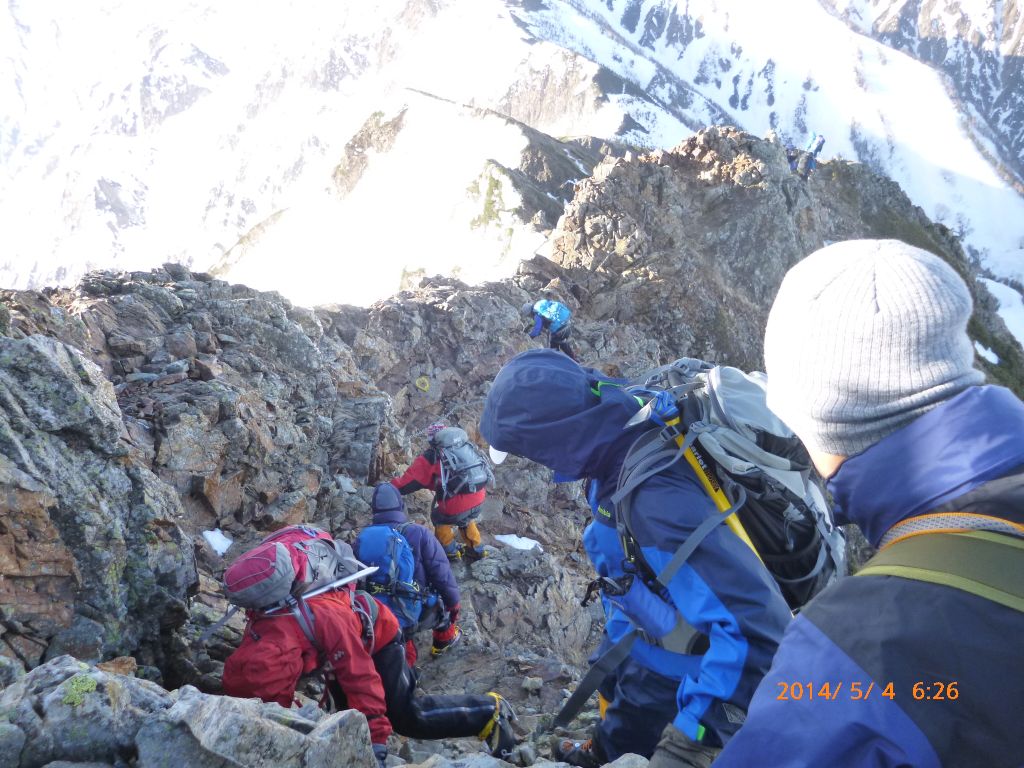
[669,417,761,560]
[859,532,1024,614]
[477,692,502,741]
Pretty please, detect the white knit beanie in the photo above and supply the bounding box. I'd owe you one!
[764,239,984,457]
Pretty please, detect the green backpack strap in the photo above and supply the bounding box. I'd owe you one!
[856,531,1024,614]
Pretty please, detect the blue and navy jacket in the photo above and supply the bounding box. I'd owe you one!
[529,299,571,336]
[717,385,1024,767]
[362,485,460,611]
[481,350,792,746]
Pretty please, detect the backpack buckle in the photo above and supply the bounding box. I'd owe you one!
[581,575,633,606]
[658,422,683,443]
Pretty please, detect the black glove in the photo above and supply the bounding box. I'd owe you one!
[372,743,388,768]
[648,724,721,768]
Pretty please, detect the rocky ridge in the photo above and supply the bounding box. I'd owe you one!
[1,126,1022,766]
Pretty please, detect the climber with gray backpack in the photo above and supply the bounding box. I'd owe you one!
[392,422,496,561]
[481,349,845,767]
[220,524,518,766]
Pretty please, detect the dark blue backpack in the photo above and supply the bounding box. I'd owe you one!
[355,523,423,629]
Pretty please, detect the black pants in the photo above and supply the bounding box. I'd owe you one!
[329,638,496,739]
[549,324,577,360]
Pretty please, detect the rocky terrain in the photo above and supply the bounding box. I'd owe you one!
[1,127,1022,767]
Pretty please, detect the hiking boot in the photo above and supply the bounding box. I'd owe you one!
[552,737,604,768]
[480,692,518,759]
[463,545,493,562]
[445,544,465,562]
[430,625,463,658]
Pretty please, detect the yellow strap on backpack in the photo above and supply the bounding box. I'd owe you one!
[665,415,761,560]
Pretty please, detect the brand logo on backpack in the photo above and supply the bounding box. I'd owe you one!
[430,427,495,499]
[354,523,423,629]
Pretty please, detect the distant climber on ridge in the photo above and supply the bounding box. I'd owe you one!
[355,483,464,664]
[522,297,577,360]
[793,132,825,181]
[392,423,495,562]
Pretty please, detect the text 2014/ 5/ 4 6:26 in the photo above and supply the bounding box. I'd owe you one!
[776,681,959,701]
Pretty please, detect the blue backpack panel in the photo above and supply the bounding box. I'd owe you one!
[355,523,423,629]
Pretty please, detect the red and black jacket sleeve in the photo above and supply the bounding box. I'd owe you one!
[391,452,439,495]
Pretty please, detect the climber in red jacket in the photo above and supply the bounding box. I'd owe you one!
[222,589,516,766]
[392,423,491,561]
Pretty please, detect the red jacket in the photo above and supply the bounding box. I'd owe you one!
[222,592,400,745]
[392,450,486,517]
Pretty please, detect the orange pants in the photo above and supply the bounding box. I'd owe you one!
[434,520,482,551]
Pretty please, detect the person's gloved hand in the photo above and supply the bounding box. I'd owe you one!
[372,743,388,768]
[648,724,720,768]
[447,603,460,625]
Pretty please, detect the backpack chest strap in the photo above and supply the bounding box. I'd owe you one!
[857,531,1024,614]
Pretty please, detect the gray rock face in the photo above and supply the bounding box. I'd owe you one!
[0,655,172,767]
[0,656,376,768]
[0,335,196,671]
[135,686,376,768]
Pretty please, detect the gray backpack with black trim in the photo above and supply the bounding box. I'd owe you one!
[431,427,494,498]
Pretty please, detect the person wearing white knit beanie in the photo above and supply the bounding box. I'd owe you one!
[717,239,1024,767]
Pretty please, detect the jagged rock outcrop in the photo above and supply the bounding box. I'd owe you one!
[549,125,1024,387]
[2,125,1023,767]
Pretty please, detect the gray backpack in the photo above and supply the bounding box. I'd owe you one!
[430,427,494,499]
[615,358,847,609]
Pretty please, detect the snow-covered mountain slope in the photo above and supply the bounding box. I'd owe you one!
[2,0,1023,306]
[821,0,1024,185]
[516,0,1024,280]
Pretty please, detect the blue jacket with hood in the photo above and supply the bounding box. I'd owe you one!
[716,385,1024,767]
[481,350,792,746]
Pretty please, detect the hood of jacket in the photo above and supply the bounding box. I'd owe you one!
[827,385,1024,546]
[480,349,645,481]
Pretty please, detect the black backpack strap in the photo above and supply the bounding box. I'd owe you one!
[856,531,1024,614]
[553,631,639,729]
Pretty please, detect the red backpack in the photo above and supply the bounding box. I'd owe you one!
[210,525,379,650]
[223,525,366,609]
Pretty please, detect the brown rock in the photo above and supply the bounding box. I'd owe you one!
[96,655,138,676]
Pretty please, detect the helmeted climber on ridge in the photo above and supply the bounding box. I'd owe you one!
[715,239,1024,767]
[392,423,495,562]
[480,349,792,767]
[355,483,464,663]
[522,297,577,360]
[222,546,517,766]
